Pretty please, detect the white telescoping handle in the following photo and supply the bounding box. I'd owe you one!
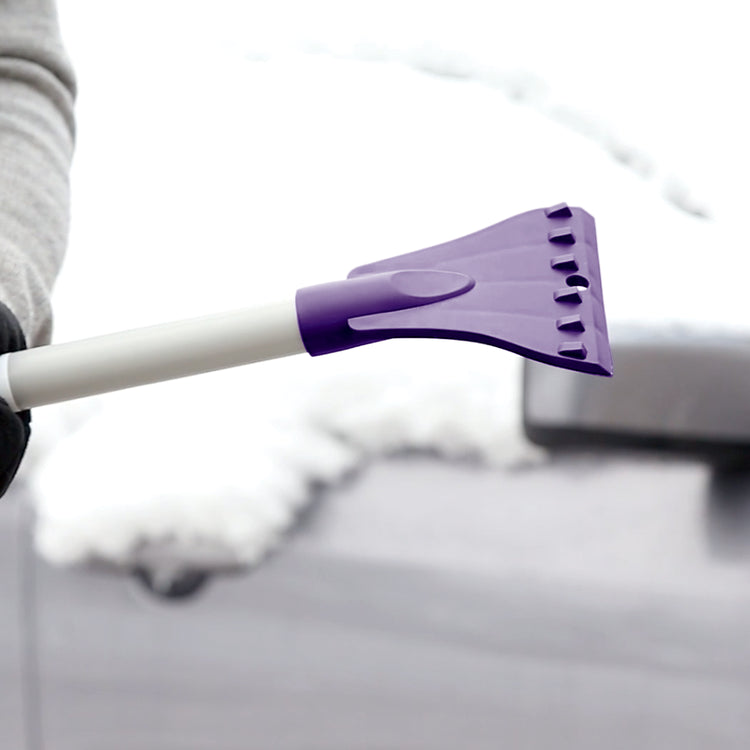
[0,299,306,411]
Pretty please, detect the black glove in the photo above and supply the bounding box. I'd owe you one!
[0,302,30,498]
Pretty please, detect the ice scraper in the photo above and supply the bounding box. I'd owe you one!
[0,203,613,411]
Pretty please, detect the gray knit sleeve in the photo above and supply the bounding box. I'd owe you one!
[0,0,75,346]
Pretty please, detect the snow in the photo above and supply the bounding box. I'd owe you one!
[24,0,749,567]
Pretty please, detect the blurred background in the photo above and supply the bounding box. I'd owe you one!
[2,1,750,748]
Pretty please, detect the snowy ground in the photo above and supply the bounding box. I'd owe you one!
[24,0,750,567]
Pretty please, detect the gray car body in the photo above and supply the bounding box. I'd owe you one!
[3,441,750,749]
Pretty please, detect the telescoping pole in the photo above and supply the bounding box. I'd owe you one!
[0,300,305,411]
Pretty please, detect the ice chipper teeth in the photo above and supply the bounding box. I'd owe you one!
[544,203,574,219]
[558,341,588,360]
[550,254,579,271]
[547,226,576,244]
[545,202,612,374]
[553,288,583,304]
[556,314,585,332]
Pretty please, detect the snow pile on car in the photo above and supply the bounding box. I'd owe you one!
[25,0,749,567]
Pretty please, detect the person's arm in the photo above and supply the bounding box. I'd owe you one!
[0,0,76,496]
[0,0,76,346]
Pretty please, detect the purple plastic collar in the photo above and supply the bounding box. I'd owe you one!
[296,269,474,356]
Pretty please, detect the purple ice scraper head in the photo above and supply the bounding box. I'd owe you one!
[296,203,613,376]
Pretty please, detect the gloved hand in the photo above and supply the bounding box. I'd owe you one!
[0,302,30,498]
